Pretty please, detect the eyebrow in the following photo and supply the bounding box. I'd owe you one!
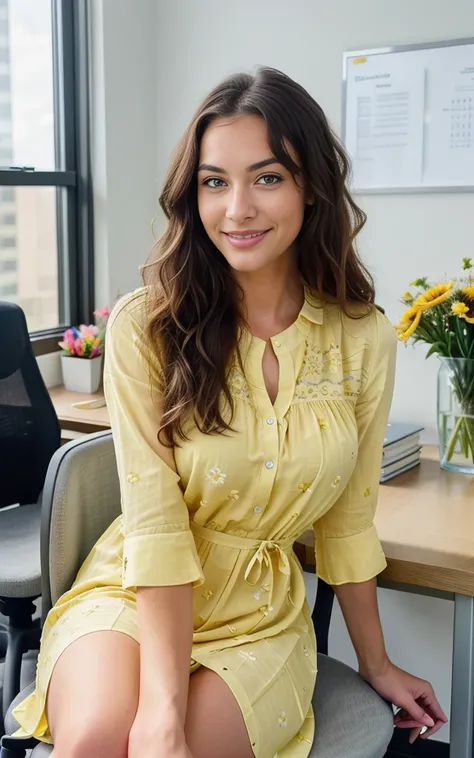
[197,157,280,174]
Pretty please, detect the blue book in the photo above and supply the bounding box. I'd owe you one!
[383,422,424,449]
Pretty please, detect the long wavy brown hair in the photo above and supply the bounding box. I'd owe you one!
[142,67,375,445]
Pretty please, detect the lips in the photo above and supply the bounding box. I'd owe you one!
[223,229,272,250]
[223,229,271,239]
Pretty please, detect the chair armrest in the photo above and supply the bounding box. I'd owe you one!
[311,578,335,657]
[0,734,39,757]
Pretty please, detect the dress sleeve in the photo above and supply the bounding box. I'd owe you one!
[313,309,397,585]
[103,292,204,590]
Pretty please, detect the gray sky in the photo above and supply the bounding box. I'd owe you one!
[9,0,54,168]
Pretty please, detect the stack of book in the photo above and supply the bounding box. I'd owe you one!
[380,423,424,483]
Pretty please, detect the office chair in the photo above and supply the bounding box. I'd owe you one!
[0,302,61,721]
[1,431,393,757]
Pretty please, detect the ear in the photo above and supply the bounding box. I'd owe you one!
[305,186,315,206]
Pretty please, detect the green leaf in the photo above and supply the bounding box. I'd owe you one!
[425,342,445,358]
[410,277,430,289]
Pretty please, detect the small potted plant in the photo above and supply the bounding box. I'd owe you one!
[58,307,110,394]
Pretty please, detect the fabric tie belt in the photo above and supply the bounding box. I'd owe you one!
[190,521,293,609]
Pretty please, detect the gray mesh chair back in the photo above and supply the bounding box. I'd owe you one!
[40,430,120,618]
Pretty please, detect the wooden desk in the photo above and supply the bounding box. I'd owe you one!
[49,385,110,435]
[299,446,474,596]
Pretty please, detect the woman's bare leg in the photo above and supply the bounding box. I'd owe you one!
[185,667,254,758]
[47,631,140,758]
[45,633,253,758]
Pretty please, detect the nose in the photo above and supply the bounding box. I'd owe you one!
[225,186,257,224]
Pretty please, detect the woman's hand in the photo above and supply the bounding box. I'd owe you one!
[128,713,193,758]
[359,661,448,744]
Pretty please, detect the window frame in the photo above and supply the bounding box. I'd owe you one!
[0,0,93,350]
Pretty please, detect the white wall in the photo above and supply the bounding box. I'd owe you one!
[90,0,474,743]
[89,0,159,309]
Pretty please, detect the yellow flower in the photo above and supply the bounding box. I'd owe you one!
[452,301,469,317]
[414,282,454,311]
[396,305,422,341]
[401,291,414,303]
[458,289,474,324]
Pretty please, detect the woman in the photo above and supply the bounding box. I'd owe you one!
[13,67,447,758]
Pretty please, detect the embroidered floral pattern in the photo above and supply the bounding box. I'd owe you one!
[253,584,270,601]
[318,417,329,430]
[238,650,257,662]
[228,489,240,501]
[83,602,100,616]
[202,589,214,600]
[294,343,363,402]
[206,467,227,486]
[279,711,288,728]
[328,342,342,373]
[228,364,251,403]
[298,481,311,492]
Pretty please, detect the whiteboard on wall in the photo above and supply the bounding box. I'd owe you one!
[342,38,474,193]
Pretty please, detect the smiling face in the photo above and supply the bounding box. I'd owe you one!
[197,114,308,277]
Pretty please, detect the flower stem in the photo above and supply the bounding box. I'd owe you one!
[445,416,465,462]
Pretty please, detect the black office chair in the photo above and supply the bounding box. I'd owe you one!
[0,302,61,722]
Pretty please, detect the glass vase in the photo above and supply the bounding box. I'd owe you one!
[437,357,474,475]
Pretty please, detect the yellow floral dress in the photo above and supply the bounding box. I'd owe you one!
[13,287,396,758]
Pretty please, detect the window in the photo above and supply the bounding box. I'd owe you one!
[0,102,10,119]
[0,0,93,337]
[0,282,17,296]
[0,258,16,272]
[0,188,14,201]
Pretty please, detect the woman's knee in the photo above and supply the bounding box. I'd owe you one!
[46,630,139,756]
[52,719,129,758]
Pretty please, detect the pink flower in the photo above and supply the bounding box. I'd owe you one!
[62,328,75,343]
[94,306,111,319]
[73,338,84,357]
[79,324,97,337]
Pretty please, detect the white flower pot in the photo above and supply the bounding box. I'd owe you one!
[61,354,103,394]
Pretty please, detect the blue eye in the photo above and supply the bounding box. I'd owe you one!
[257,174,282,185]
[203,177,227,188]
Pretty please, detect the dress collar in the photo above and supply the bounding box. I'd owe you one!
[298,289,324,328]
